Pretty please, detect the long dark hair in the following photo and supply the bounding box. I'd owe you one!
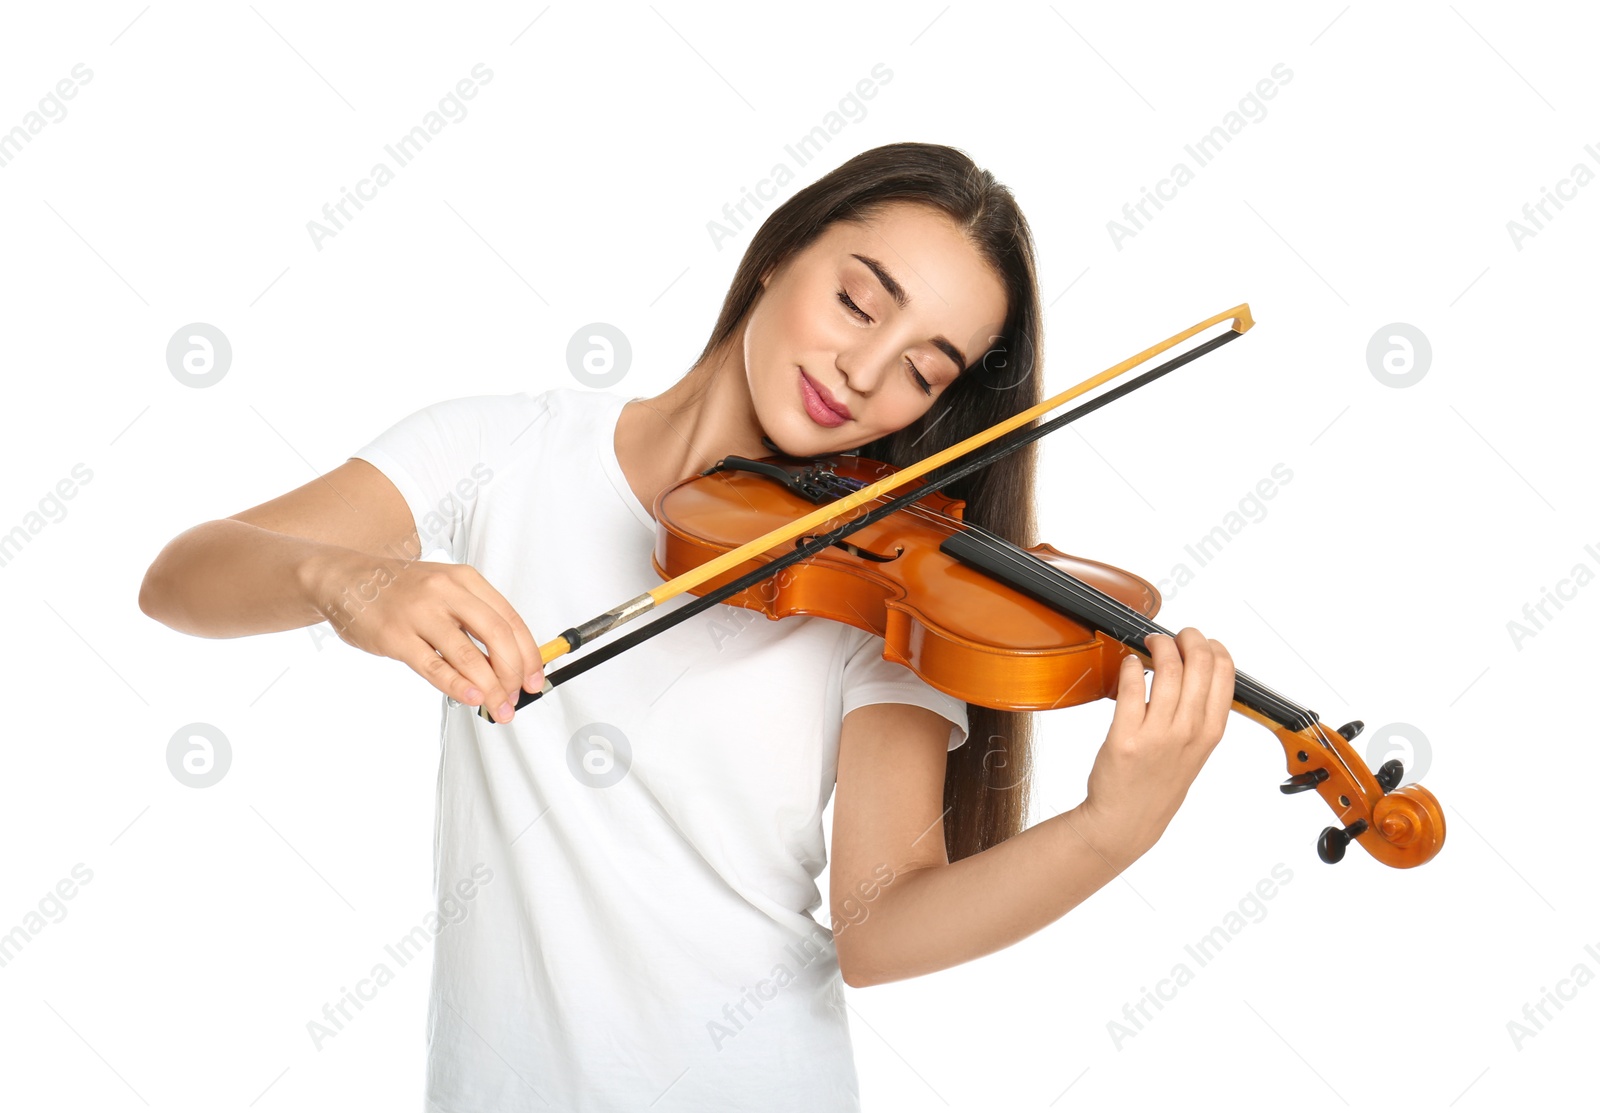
[692,141,1043,863]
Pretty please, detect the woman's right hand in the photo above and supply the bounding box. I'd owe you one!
[308,552,543,723]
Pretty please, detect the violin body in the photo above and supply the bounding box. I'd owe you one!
[654,451,1160,711]
[653,449,1446,869]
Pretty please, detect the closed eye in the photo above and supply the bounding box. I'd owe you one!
[837,288,871,322]
[836,289,934,396]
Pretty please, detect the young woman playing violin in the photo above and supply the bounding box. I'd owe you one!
[138,141,1235,1111]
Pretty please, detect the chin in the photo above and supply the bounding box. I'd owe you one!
[751,402,809,455]
[766,429,819,459]
[763,425,828,460]
[757,388,853,459]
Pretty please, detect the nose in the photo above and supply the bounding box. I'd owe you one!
[835,332,902,399]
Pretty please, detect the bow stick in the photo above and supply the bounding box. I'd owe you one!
[471,303,1255,718]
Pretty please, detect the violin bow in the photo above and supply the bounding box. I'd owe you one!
[471,301,1445,868]
[484,302,1255,712]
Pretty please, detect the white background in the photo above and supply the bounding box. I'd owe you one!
[1,2,1595,1110]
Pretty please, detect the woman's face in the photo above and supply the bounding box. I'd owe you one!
[743,202,1010,456]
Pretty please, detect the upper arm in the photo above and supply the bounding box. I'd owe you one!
[227,457,421,561]
[829,702,952,977]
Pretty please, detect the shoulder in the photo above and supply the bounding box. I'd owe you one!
[366,388,628,476]
[406,387,602,452]
[371,390,549,441]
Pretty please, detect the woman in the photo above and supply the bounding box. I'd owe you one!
[139,142,1233,1111]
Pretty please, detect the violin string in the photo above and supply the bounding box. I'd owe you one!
[898,493,1368,788]
[520,336,1239,708]
[946,511,1315,726]
[828,484,1369,790]
[800,325,1276,699]
[817,473,1319,729]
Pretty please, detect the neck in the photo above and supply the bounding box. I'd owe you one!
[615,338,772,515]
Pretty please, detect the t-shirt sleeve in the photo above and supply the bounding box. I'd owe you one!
[348,392,548,561]
[840,628,970,751]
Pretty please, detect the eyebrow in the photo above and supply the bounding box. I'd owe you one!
[849,253,969,373]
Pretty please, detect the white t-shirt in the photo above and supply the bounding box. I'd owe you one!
[351,387,969,1112]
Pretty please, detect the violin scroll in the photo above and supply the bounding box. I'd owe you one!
[1269,718,1445,868]
[1365,785,1446,866]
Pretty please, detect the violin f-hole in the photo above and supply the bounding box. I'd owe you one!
[794,534,903,563]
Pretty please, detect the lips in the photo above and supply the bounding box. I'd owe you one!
[799,369,851,422]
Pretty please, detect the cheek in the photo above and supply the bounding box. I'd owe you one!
[744,304,783,389]
[749,295,825,404]
[776,283,835,349]
[866,396,929,439]
[749,293,803,368]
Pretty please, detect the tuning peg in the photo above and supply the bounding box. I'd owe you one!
[1317,819,1370,864]
[1374,759,1404,794]
[1336,720,1364,741]
[1280,768,1329,794]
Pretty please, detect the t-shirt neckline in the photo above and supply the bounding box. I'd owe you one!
[597,393,657,536]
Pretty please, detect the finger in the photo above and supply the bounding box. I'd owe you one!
[394,634,484,706]
[446,590,528,715]
[1197,638,1236,754]
[1108,651,1148,733]
[420,616,511,719]
[1171,628,1216,742]
[1143,633,1182,727]
[460,566,543,692]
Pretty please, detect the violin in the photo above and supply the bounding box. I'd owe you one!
[482,303,1444,869]
[651,450,1444,869]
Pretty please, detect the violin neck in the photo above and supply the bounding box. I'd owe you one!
[940,524,1318,732]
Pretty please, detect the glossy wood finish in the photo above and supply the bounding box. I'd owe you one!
[655,453,1160,712]
[653,451,1445,869]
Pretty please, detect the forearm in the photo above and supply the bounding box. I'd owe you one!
[138,519,370,638]
[838,805,1143,988]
